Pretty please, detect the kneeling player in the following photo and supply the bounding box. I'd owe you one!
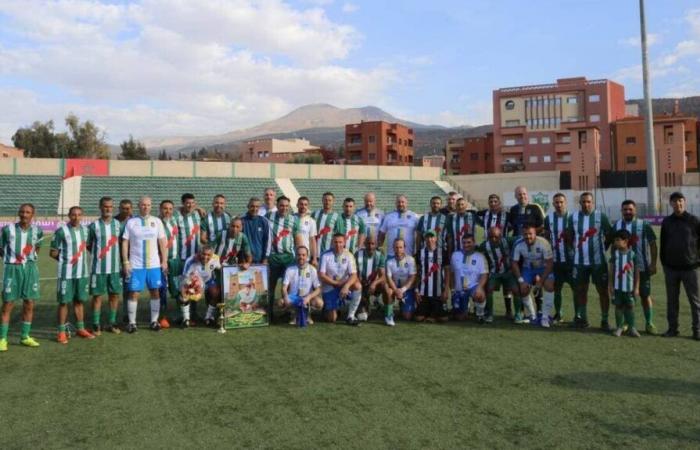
[355,235,386,321]
[280,246,323,324]
[183,245,222,328]
[449,234,488,322]
[511,223,556,327]
[415,230,449,322]
[384,239,418,325]
[479,226,517,322]
[318,233,362,325]
[608,229,641,337]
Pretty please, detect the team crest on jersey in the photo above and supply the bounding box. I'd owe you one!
[305,272,310,278]
[150,221,155,227]
[471,260,476,265]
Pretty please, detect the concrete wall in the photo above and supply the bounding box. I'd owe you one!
[16,158,61,175]
[310,164,344,179]
[0,159,14,174]
[274,164,308,179]
[153,160,194,177]
[109,160,150,176]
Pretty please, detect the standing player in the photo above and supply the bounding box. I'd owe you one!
[177,193,203,322]
[216,217,252,268]
[312,192,340,259]
[0,204,43,351]
[258,187,277,216]
[280,246,323,325]
[440,191,459,215]
[379,195,419,258]
[446,197,478,255]
[121,196,168,333]
[242,197,270,264]
[202,194,231,248]
[356,192,384,244]
[544,193,574,323]
[355,235,386,322]
[87,197,123,335]
[50,206,94,343]
[448,234,488,322]
[295,196,318,266]
[415,230,449,323]
[115,199,133,323]
[318,234,362,325]
[384,239,418,325]
[608,229,641,337]
[567,192,613,330]
[511,223,556,327]
[158,200,179,328]
[509,186,544,237]
[416,196,448,251]
[614,200,658,334]
[478,194,510,234]
[479,226,516,322]
[335,197,366,253]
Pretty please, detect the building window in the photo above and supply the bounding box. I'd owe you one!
[589,94,600,102]
[590,114,600,123]
[567,116,579,122]
[369,153,376,160]
[626,156,637,164]
[528,137,538,145]
[529,156,538,163]
[578,131,587,147]
[470,153,479,160]
[543,155,552,163]
[559,135,571,144]
[505,100,515,110]
[555,97,562,105]
[625,136,637,144]
[368,135,376,143]
[664,125,673,144]
[257,152,263,158]
[505,139,516,146]
[566,97,577,104]
[542,136,551,144]
[408,139,413,147]
[505,120,520,127]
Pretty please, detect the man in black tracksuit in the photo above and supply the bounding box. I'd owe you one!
[659,192,700,340]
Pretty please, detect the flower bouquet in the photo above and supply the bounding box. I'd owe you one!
[181,271,204,302]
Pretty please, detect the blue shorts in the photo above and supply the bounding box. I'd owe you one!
[522,268,554,285]
[398,289,416,313]
[288,294,303,307]
[452,288,477,313]
[323,288,346,311]
[129,268,162,292]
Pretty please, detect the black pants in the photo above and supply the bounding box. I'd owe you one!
[663,266,700,333]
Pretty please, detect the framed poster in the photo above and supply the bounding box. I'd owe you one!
[222,264,269,329]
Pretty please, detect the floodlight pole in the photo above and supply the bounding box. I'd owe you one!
[639,0,659,215]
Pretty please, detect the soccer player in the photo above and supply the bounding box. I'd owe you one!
[478,194,510,235]
[440,191,459,215]
[511,223,556,327]
[295,196,318,266]
[87,197,123,335]
[318,233,362,325]
[355,235,386,322]
[202,194,231,248]
[446,197,478,255]
[448,234,488,322]
[415,230,449,323]
[216,217,252,268]
[416,196,448,251]
[614,199,658,334]
[184,245,223,327]
[158,200,180,328]
[335,197,366,253]
[280,246,323,325]
[0,203,43,351]
[509,186,544,237]
[544,193,574,323]
[356,192,384,243]
[50,206,94,343]
[312,192,340,258]
[566,192,613,330]
[384,238,418,325]
[177,193,203,321]
[265,196,303,321]
[115,199,133,322]
[115,199,133,226]
[242,197,270,264]
[479,226,516,322]
[608,229,641,337]
[258,187,277,216]
[121,196,168,333]
[379,195,419,258]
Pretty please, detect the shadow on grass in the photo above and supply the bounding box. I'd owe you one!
[591,416,700,445]
[550,371,700,397]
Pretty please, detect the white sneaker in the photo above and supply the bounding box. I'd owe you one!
[288,315,297,325]
[541,317,550,328]
[485,315,494,323]
[384,316,396,327]
[357,312,368,322]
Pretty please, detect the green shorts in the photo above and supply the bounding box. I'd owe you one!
[639,271,651,298]
[57,278,89,304]
[572,264,608,287]
[90,272,123,296]
[487,272,517,291]
[2,262,40,302]
[166,258,183,298]
[612,290,635,306]
[553,262,573,289]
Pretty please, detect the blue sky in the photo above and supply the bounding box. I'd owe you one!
[0,0,698,144]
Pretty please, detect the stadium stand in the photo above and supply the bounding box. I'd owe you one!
[79,176,281,216]
[291,179,448,212]
[0,175,62,216]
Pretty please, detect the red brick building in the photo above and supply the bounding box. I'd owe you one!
[345,121,414,165]
[446,133,494,175]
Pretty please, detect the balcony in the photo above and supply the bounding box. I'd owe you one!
[500,145,524,155]
[449,160,461,170]
[502,161,525,172]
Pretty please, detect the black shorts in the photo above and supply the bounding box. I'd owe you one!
[417,296,448,318]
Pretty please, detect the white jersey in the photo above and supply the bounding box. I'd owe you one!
[319,249,357,293]
[512,236,553,270]
[295,214,318,254]
[380,210,419,257]
[283,264,321,297]
[123,216,166,269]
[450,251,488,291]
[386,255,417,288]
[183,254,221,283]
[356,207,384,242]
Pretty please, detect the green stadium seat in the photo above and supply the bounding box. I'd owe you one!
[0,175,62,216]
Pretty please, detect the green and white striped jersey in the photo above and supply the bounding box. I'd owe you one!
[567,211,612,266]
[614,218,656,272]
[175,211,202,261]
[161,216,179,260]
[544,211,572,264]
[610,249,639,292]
[203,211,231,248]
[51,224,89,279]
[417,212,448,249]
[355,248,385,282]
[312,209,340,257]
[1,223,43,265]
[478,238,512,275]
[417,246,448,297]
[447,211,478,252]
[335,213,366,253]
[215,231,250,265]
[87,218,121,274]
[266,212,300,257]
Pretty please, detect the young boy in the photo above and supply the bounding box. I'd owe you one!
[608,229,641,337]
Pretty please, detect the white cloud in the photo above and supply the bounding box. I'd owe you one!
[403,100,492,128]
[342,2,359,13]
[618,33,660,48]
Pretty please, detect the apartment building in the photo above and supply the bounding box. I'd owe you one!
[345,121,414,166]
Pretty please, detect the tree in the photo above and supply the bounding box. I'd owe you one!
[119,135,149,160]
[65,114,110,159]
[12,115,109,159]
[158,149,168,160]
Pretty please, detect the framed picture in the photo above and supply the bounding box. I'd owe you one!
[221,264,269,329]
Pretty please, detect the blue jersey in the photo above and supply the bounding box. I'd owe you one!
[241,213,270,263]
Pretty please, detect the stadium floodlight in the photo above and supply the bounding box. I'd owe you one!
[639,0,659,215]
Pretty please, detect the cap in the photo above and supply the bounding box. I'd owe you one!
[669,191,685,201]
[423,230,437,238]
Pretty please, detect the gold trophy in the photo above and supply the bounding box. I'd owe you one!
[217,302,227,334]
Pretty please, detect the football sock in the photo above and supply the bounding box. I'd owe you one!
[521,296,535,319]
[181,303,191,321]
[554,290,562,315]
[76,321,85,331]
[624,308,636,329]
[384,303,393,318]
[485,292,493,316]
[127,300,138,325]
[159,284,168,309]
[534,296,542,313]
[20,322,31,339]
[643,304,653,325]
[601,311,609,323]
[615,307,624,328]
[504,295,512,314]
[189,301,198,318]
[542,291,555,319]
[475,301,485,317]
[149,299,160,323]
[0,322,9,340]
[347,290,361,319]
[205,305,217,320]
[108,308,118,325]
[92,310,101,326]
[513,297,522,316]
[58,323,67,332]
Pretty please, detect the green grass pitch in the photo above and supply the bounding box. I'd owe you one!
[1,239,699,449]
